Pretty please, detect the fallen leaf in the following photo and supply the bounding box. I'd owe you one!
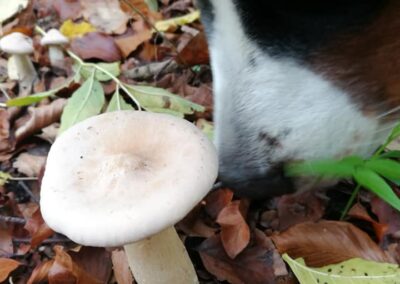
[24,208,54,248]
[0,0,29,23]
[71,32,122,62]
[177,204,217,238]
[348,203,388,242]
[177,32,209,65]
[111,249,133,284]
[205,188,234,220]
[371,196,400,236]
[27,260,54,284]
[216,200,250,259]
[115,28,152,58]
[0,227,13,256]
[0,258,21,282]
[37,123,60,143]
[271,221,394,267]
[53,0,82,21]
[13,153,46,177]
[60,19,96,39]
[0,109,13,161]
[154,10,200,32]
[48,246,102,284]
[14,99,67,143]
[198,231,289,284]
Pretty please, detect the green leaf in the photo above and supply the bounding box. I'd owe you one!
[0,172,11,186]
[123,84,205,116]
[286,156,363,178]
[107,89,133,112]
[379,151,400,159]
[283,254,400,284]
[365,159,400,180]
[354,167,400,211]
[197,119,214,141]
[6,79,71,107]
[387,123,400,144]
[78,62,121,82]
[145,0,158,11]
[60,73,105,133]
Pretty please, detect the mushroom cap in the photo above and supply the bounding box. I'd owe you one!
[40,111,218,247]
[40,29,69,46]
[0,32,34,54]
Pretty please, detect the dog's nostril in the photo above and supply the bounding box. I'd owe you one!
[218,164,295,199]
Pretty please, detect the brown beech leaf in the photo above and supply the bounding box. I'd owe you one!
[177,204,217,238]
[277,191,326,230]
[81,0,129,34]
[111,249,133,284]
[0,227,13,255]
[371,196,400,236]
[0,109,13,161]
[24,208,54,248]
[71,32,122,62]
[53,0,82,21]
[48,246,102,284]
[348,203,388,242]
[205,188,234,220]
[271,221,394,267]
[13,153,46,177]
[15,99,67,144]
[198,231,289,284]
[27,260,55,284]
[115,22,152,58]
[177,32,210,66]
[217,200,250,259]
[0,258,21,282]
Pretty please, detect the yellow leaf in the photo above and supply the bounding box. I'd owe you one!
[154,10,200,32]
[60,20,96,39]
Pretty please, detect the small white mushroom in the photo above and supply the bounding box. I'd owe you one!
[40,29,68,68]
[40,111,218,284]
[0,32,37,90]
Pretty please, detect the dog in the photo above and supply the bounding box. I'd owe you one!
[196,0,400,198]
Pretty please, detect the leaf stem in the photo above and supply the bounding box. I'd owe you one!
[340,184,361,220]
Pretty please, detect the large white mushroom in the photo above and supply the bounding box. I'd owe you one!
[0,32,37,90]
[40,111,218,284]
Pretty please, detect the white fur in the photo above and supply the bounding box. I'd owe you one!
[208,0,392,177]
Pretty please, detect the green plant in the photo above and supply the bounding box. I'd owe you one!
[287,123,400,217]
[5,26,204,133]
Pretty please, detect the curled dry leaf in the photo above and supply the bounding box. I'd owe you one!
[27,260,54,284]
[48,246,102,284]
[177,32,210,66]
[216,200,250,259]
[348,203,388,242]
[177,204,217,238]
[198,231,290,284]
[0,258,21,282]
[271,221,394,267]
[71,32,122,62]
[0,109,13,161]
[14,99,67,144]
[13,152,46,177]
[111,249,133,284]
[24,208,54,248]
[81,0,129,34]
[205,188,234,220]
[371,196,400,236]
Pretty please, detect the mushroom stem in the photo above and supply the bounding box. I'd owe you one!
[12,54,37,90]
[48,46,65,67]
[124,226,199,284]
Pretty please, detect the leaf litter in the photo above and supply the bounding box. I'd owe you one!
[0,0,399,284]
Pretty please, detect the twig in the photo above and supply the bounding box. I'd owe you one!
[18,181,39,203]
[123,59,179,80]
[0,215,26,224]
[13,237,72,244]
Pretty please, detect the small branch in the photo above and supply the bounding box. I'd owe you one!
[13,237,72,244]
[18,181,39,204]
[123,60,179,80]
[0,215,26,224]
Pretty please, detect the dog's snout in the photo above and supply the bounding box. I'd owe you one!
[218,164,295,199]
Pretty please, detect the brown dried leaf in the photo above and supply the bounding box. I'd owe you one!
[348,203,388,242]
[111,249,133,284]
[71,32,122,62]
[0,227,13,256]
[198,231,288,284]
[13,153,46,177]
[0,109,13,161]
[81,0,129,34]
[371,196,400,236]
[48,246,102,284]
[115,25,152,58]
[217,200,250,259]
[53,0,82,20]
[271,221,394,267]
[205,188,234,220]
[27,260,54,284]
[15,99,67,144]
[177,32,209,65]
[177,204,217,238]
[0,258,21,282]
[24,208,54,248]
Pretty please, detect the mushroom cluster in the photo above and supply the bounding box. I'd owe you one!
[40,111,218,284]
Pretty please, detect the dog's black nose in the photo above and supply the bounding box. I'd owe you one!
[218,165,295,199]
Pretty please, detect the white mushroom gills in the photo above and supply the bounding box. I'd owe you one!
[40,111,219,284]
